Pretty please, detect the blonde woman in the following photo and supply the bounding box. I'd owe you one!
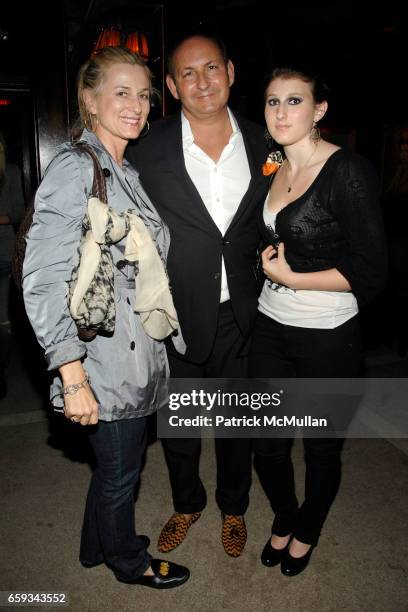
[23,47,189,589]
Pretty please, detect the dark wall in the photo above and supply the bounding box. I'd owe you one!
[1,0,406,183]
[163,0,405,172]
[1,1,69,188]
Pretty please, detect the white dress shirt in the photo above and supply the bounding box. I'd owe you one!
[181,109,251,302]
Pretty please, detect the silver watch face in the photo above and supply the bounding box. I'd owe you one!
[64,383,79,395]
[62,372,89,396]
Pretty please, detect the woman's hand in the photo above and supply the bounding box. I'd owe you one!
[261,242,294,287]
[262,243,353,291]
[64,385,99,426]
[59,361,99,426]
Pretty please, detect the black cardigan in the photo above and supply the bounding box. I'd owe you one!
[257,149,387,307]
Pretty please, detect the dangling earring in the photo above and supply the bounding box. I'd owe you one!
[262,129,283,176]
[311,122,321,143]
[139,121,150,138]
[264,129,283,162]
[264,129,274,151]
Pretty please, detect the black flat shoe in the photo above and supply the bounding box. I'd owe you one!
[261,537,290,567]
[80,558,104,569]
[280,546,314,577]
[80,535,150,569]
[116,559,190,589]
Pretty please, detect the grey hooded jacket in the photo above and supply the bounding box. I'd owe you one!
[23,130,170,421]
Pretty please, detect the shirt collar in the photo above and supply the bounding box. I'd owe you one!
[181,107,240,151]
[77,128,132,170]
[78,128,104,150]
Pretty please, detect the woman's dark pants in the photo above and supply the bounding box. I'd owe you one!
[249,313,362,546]
[79,417,151,580]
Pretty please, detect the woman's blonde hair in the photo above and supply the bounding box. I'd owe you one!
[74,46,157,139]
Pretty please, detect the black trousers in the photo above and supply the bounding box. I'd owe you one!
[163,301,252,515]
[249,312,362,546]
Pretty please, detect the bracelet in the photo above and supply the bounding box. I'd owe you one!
[62,371,89,396]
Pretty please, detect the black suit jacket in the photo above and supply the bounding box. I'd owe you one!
[127,112,269,363]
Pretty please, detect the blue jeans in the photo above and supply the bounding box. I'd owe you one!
[79,417,151,580]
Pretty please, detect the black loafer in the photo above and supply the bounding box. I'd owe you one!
[281,546,313,577]
[80,535,150,568]
[116,559,190,589]
[80,558,104,569]
[261,537,290,567]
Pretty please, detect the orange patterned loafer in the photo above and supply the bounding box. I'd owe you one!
[157,512,201,553]
[221,514,247,557]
